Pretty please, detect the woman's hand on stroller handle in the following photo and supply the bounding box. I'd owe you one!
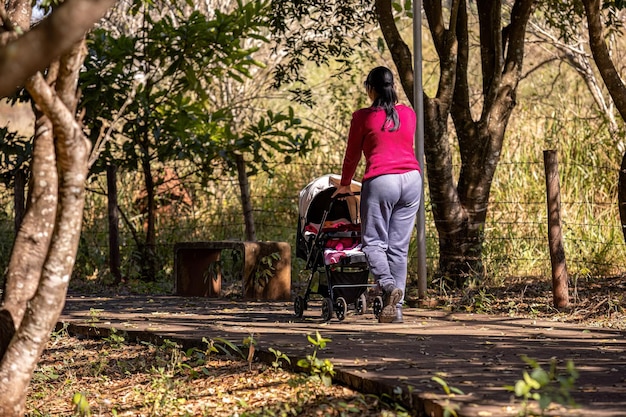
[332,184,357,200]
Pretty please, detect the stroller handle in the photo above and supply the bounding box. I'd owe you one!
[332,191,361,200]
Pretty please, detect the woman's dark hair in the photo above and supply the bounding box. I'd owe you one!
[365,66,399,132]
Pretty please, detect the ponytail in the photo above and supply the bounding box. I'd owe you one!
[365,66,400,132]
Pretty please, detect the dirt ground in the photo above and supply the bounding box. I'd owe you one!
[410,274,626,330]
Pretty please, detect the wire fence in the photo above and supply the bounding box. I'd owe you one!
[1,155,625,286]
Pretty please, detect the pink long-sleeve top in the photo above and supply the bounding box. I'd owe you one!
[340,104,420,186]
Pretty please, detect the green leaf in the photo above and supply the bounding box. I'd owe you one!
[538,395,552,410]
[321,373,333,387]
[213,337,243,359]
[514,380,527,397]
[531,368,550,386]
[431,376,451,395]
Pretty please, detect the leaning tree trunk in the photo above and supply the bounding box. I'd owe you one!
[0,110,57,359]
[581,0,626,245]
[0,39,91,417]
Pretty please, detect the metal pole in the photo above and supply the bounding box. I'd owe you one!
[413,0,427,300]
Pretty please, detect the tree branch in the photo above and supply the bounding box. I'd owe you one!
[582,0,626,121]
[0,0,117,98]
[374,0,414,104]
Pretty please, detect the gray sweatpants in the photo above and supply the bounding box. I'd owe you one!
[360,170,422,307]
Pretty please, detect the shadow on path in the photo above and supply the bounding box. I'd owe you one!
[61,294,626,417]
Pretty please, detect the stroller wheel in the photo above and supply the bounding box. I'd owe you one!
[294,296,306,318]
[335,297,347,321]
[321,297,333,322]
[373,296,383,319]
[356,293,367,315]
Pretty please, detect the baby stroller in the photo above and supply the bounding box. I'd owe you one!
[294,174,382,321]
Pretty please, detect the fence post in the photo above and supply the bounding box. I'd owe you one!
[543,150,569,309]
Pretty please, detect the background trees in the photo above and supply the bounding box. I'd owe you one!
[530,0,626,242]
[81,0,315,281]
[272,0,536,286]
[271,0,626,287]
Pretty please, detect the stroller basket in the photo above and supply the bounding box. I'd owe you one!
[325,266,369,303]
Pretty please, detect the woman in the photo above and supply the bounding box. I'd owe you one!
[332,66,422,323]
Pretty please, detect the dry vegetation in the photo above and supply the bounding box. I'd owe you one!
[413,275,626,330]
[28,331,414,417]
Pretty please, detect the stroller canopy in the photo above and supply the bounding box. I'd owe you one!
[298,174,361,233]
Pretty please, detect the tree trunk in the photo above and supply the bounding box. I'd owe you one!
[13,169,26,234]
[236,153,257,241]
[107,163,122,284]
[581,0,626,245]
[0,39,90,417]
[140,155,157,281]
[378,0,533,287]
[0,0,115,412]
[0,110,57,341]
[0,110,57,363]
